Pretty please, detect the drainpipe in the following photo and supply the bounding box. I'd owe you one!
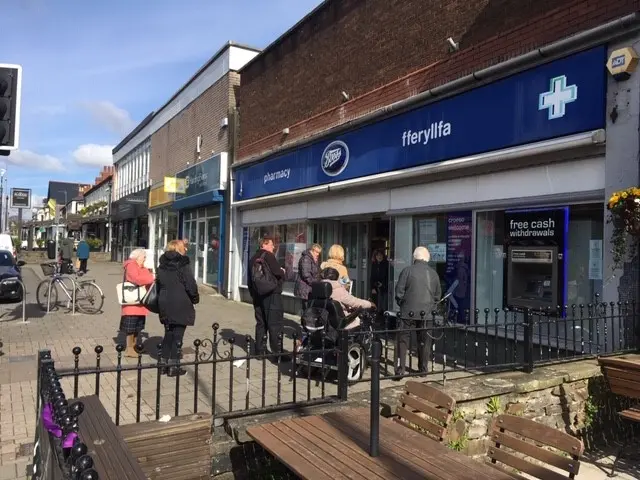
[232,11,640,168]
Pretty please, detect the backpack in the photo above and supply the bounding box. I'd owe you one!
[301,299,339,344]
[251,252,278,296]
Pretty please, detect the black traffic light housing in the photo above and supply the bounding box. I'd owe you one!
[0,65,22,151]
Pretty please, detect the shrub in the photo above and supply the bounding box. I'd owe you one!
[86,238,103,251]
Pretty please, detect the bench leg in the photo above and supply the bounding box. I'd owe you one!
[608,438,629,477]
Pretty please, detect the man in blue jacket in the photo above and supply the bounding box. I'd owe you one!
[76,238,90,273]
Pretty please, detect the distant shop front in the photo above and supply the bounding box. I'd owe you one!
[231,46,610,316]
[148,183,177,268]
[111,189,149,262]
[173,153,228,290]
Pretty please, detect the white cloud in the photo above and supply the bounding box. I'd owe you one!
[32,105,66,116]
[6,150,65,171]
[72,144,114,167]
[81,101,135,136]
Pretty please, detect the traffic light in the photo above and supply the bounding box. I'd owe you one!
[0,64,22,151]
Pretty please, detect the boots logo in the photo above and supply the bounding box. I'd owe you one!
[321,140,349,177]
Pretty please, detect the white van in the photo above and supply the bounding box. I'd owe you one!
[0,234,16,258]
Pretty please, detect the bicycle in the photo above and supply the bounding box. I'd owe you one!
[36,262,104,314]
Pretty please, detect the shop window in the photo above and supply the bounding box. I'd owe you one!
[245,222,308,294]
[475,203,604,324]
[475,211,505,320]
[206,216,221,286]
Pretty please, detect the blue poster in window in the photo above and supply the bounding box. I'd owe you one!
[445,212,472,323]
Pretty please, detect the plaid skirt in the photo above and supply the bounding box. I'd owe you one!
[119,315,146,334]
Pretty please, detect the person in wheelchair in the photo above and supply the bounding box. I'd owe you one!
[320,267,375,329]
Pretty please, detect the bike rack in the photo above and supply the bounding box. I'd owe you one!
[46,275,77,315]
[0,277,28,324]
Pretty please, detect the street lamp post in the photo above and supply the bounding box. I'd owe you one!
[53,190,68,262]
[106,183,112,253]
[0,169,6,232]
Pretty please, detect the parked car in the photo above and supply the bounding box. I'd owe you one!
[0,234,16,259]
[0,250,25,301]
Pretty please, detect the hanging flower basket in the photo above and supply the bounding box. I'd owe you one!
[607,187,640,267]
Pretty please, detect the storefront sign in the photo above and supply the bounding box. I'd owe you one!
[445,212,472,322]
[164,176,186,194]
[504,207,569,310]
[234,46,606,201]
[505,208,568,245]
[10,188,31,209]
[149,184,174,209]
[112,190,149,221]
[176,153,228,200]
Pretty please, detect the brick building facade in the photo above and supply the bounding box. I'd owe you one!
[237,0,639,162]
[228,0,640,322]
[143,43,258,293]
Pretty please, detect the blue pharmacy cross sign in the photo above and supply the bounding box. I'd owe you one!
[538,75,578,120]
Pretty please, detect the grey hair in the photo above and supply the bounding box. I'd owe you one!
[413,246,430,262]
[129,248,147,260]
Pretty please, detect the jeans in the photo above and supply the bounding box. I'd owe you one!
[79,258,88,273]
[161,324,186,364]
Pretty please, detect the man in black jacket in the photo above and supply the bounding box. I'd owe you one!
[394,246,442,376]
[249,236,288,358]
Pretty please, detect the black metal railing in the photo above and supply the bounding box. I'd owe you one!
[55,323,340,426]
[42,299,638,429]
[345,299,639,384]
[33,351,99,480]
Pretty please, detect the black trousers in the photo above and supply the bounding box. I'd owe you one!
[253,293,284,354]
[161,324,186,364]
[395,317,432,374]
[79,258,88,273]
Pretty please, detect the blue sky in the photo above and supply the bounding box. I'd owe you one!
[3,0,322,207]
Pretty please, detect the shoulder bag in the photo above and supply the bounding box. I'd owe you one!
[116,264,147,305]
[141,281,159,313]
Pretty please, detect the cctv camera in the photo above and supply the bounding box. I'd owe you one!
[447,37,459,51]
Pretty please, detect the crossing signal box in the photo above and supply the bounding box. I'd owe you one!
[0,64,22,152]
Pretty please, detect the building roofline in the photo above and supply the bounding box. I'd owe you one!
[82,174,113,198]
[112,112,155,155]
[112,41,260,157]
[239,1,332,73]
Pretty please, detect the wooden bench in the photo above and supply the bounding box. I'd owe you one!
[393,381,456,442]
[119,413,212,480]
[75,395,147,480]
[598,355,640,476]
[488,414,583,480]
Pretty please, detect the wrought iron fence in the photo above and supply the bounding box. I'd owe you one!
[55,323,342,426]
[43,299,639,427]
[33,351,99,480]
[344,299,639,384]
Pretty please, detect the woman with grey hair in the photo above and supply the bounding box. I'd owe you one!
[119,248,155,358]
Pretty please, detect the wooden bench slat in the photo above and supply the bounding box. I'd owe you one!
[271,421,372,480]
[598,356,640,371]
[248,424,352,480]
[491,431,580,475]
[299,416,423,479]
[604,367,640,383]
[76,395,146,479]
[607,376,640,399]
[140,458,211,480]
[126,430,210,451]
[398,392,450,423]
[327,409,499,480]
[492,415,583,455]
[119,414,211,440]
[290,417,395,479]
[488,447,569,480]
[620,408,640,422]
[405,381,455,410]
[395,406,446,440]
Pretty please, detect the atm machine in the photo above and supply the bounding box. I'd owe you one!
[503,207,568,314]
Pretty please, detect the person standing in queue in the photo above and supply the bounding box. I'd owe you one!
[249,236,290,360]
[157,239,200,377]
[394,246,441,377]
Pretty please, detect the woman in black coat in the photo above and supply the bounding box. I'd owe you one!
[370,250,389,313]
[157,240,200,377]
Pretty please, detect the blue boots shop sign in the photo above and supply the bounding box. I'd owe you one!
[234,46,606,201]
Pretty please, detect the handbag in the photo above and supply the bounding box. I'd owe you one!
[141,282,159,313]
[116,265,147,305]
